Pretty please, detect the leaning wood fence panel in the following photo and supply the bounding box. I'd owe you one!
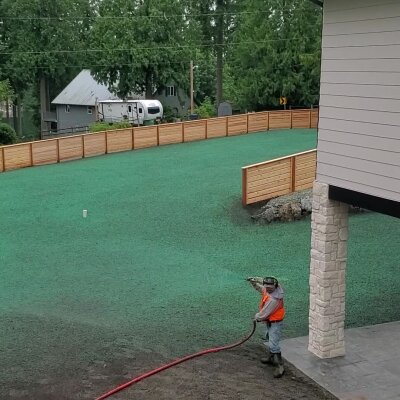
[0,109,318,174]
[242,149,317,205]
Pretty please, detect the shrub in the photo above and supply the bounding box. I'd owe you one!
[0,122,17,145]
[194,97,216,119]
[90,121,132,132]
[162,106,177,123]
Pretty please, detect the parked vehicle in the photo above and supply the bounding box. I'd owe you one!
[98,99,163,125]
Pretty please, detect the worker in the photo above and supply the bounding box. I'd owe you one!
[247,276,285,378]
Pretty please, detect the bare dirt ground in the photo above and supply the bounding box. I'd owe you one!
[6,343,336,400]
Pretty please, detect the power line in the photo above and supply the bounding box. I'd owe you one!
[0,38,320,55]
[0,8,321,21]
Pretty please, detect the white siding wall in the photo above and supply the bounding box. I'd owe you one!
[317,0,400,202]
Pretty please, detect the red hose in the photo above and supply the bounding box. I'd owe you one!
[95,320,257,400]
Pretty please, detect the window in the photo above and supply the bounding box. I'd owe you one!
[87,106,93,115]
[128,105,132,113]
[139,108,143,114]
[166,86,177,97]
[148,107,160,114]
[65,105,71,113]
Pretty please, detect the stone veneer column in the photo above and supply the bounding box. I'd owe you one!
[308,181,349,358]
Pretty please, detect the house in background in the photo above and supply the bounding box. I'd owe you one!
[50,70,119,135]
[154,83,192,118]
[308,0,400,360]
[48,72,192,135]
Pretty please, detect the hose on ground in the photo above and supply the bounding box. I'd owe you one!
[95,320,257,400]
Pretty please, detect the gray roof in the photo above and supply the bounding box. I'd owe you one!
[52,70,118,106]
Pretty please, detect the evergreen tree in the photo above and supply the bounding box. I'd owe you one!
[90,0,191,98]
[226,0,322,110]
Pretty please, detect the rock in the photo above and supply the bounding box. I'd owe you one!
[251,189,312,223]
[250,188,369,224]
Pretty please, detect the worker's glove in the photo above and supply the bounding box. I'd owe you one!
[246,276,263,284]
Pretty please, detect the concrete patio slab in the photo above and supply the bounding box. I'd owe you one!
[282,322,400,400]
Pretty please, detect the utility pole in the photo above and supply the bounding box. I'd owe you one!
[190,60,194,115]
[215,0,224,108]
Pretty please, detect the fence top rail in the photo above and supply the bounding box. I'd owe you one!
[242,149,317,170]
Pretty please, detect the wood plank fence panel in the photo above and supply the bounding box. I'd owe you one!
[295,151,317,191]
[3,144,31,171]
[106,128,133,153]
[159,123,183,145]
[84,133,106,157]
[242,150,317,205]
[269,111,292,129]
[134,126,158,149]
[184,120,206,142]
[245,158,292,204]
[311,109,319,128]
[207,117,227,138]
[292,110,312,128]
[228,115,248,136]
[248,112,269,132]
[32,140,58,166]
[59,136,83,162]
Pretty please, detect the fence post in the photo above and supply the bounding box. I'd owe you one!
[2,147,5,171]
[242,168,248,205]
[309,109,312,128]
[105,131,108,154]
[290,110,293,129]
[267,112,270,131]
[290,156,296,192]
[246,113,249,134]
[205,119,208,140]
[182,122,185,143]
[82,135,85,158]
[157,125,160,146]
[56,139,60,162]
[30,142,33,166]
[132,127,135,150]
[226,116,229,136]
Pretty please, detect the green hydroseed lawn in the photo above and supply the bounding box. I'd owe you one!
[0,129,399,386]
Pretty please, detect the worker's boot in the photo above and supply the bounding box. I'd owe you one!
[260,350,274,365]
[272,353,285,378]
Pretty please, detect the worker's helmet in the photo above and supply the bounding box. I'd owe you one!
[263,276,278,288]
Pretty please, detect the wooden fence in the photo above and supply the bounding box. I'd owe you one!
[0,108,318,173]
[242,149,317,205]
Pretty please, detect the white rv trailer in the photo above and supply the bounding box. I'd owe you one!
[98,99,163,125]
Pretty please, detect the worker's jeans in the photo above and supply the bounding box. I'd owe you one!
[263,321,283,354]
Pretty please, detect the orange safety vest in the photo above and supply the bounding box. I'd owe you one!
[259,291,285,322]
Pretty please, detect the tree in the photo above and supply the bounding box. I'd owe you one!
[226,0,322,110]
[0,0,93,133]
[90,0,191,98]
[0,80,13,103]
